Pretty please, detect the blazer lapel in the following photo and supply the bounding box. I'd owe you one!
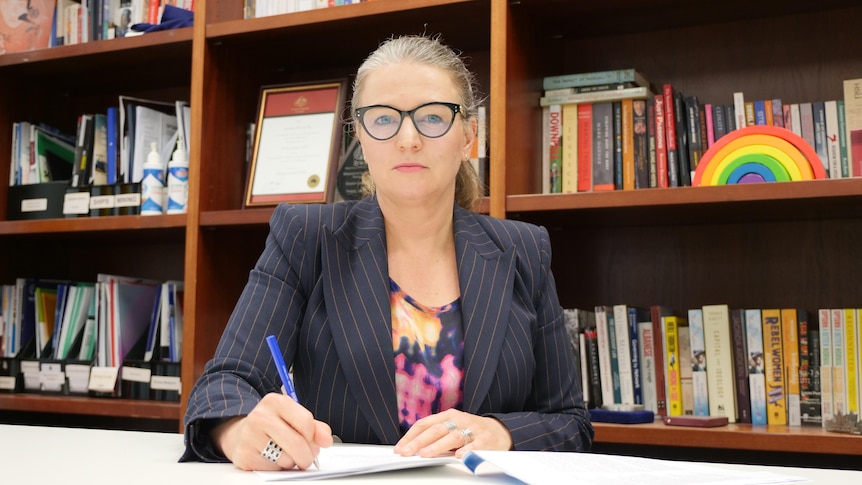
[321,199,401,444]
[453,208,515,414]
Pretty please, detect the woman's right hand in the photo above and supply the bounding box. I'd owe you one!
[212,393,333,471]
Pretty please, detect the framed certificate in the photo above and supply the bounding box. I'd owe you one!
[245,81,348,206]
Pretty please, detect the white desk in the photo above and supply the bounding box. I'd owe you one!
[0,424,859,484]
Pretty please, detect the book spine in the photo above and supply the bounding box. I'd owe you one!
[650,306,670,416]
[539,87,651,107]
[843,78,862,178]
[628,308,645,405]
[687,308,709,416]
[730,308,751,423]
[733,92,747,131]
[843,309,859,415]
[561,104,579,193]
[772,98,785,128]
[621,99,635,190]
[664,315,682,416]
[541,106,550,194]
[704,103,715,149]
[824,100,842,179]
[592,103,614,191]
[613,305,635,404]
[576,104,593,192]
[613,101,623,190]
[685,96,703,174]
[812,101,829,174]
[607,311,621,404]
[819,308,834,423]
[543,68,640,90]
[654,95,669,188]
[837,100,850,177]
[638,321,657,412]
[703,304,737,422]
[713,104,727,143]
[595,306,615,405]
[663,85,679,187]
[585,328,603,408]
[632,99,649,189]
[673,90,691,186]
[762,308,787,425]
[798,309,822,426]
[677,325,694,415]
[754,100,767,125]
[831,309,846,416]
[746,308,768,425]
[781,308,802,426]
[646,96,657,188]
[548,104,563,193]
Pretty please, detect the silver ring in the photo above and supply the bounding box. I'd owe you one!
[443,420,457,432]
[459,428,474,444]
[261,439,283,463]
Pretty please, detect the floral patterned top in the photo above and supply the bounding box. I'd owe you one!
[390,279,464,433]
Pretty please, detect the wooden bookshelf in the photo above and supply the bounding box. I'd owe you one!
[1,0,861,466]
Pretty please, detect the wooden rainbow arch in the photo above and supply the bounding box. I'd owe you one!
[693,125,827,186]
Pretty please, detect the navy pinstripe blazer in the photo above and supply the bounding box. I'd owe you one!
[183,197,593,461]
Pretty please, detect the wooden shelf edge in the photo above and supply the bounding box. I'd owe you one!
[0,28,193,68]
[199,208,274,227]
[0,393,180,420]
[0,214,187,236]
[593,421,862,456]
[507,178,862,213]
[206,0,479,39]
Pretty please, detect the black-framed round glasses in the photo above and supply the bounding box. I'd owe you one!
[355,102,463,141]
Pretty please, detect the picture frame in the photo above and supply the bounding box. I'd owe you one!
[244,80,348,207]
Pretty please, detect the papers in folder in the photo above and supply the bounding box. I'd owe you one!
[256,446,808,484]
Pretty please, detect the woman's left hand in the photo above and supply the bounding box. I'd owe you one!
[393,409,513,458]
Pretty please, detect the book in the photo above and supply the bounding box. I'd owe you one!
[632,99,649,189]
[733,92,746,131]
[761,308,786,425]
[576,104,593,192]
[584,327,603,409]
[620,99,635,191]
[830,309,846,417]
[702,304,737,423]
[781,308,802,426]
[842,308,859,415]
[729,308,752,424]
[540,87,652,107]
[677,324,694,415]
[663,85,680,187]
[650,305,675,416]
[746,308,768,425]
[812,101,829,175]
[548,104,563,193]
[819,309,834,423]
[844,79,862,177]
[687,308,709,416]
[673,90,691,186]
[663,314,685,416]
[561,104,578,193]
[594,305,615,406]
[797,309,822,426]
[541,106,550,194]
[543,68,650,91]
[612,101,623,190]
[612,305,635,404]
[591,103,614,191]
[653,94,669,188]
[638,320,658,413]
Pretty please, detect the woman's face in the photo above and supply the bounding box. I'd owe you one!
[356,62,474,208]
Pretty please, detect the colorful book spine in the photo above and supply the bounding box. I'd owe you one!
[688,308,709,416]
[621,99,635,191]
[837,100,850,177]
[663,85,679,187]
[798,309,822,426]
[628,307,650,406]
[819,309,834,424]
[762,308,786,425]
[746,308,768,425]
[703,304,737,422]
[650,305,673,416]
[646,96,657,188]
[592,103,614,191]
[831,309,846,416]
[843,308,859,415]
[638,320,658,413]
[576,104,593,192]
[653,94,669,188]
[664,315,683,416]
[561,104,578,193]
[632,99,649,189]
[781,308,801,426]
[548,104,563,193]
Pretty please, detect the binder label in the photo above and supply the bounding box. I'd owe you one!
[89,366,119,393]
[122,366,151,383]
[0,376,15,390]
[63,192,90,215]
[151,375,181,392]
[89,195,116,209]
[65,364,91,394]
[21,198,48,212]
[115,193,141,207]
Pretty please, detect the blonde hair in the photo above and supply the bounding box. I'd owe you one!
[351,34,485,211]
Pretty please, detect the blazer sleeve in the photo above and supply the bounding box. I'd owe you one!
[487,224,594,452]
[182,204,314,462]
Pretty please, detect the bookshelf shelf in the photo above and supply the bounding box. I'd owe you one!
[593,422,861,456]
[0,393,179,420]
[0,214,187,236]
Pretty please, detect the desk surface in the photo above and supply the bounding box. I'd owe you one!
[1,424,859,484]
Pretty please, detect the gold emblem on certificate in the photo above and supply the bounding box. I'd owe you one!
[307,175,320,188]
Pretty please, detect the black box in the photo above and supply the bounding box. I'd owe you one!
[6,181,70,220]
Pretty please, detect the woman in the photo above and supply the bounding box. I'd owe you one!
[182,34,593,471]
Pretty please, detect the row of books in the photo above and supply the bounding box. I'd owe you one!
[0,276,183,401]
[243,0,375,18]
[540,68,862,193]
[564,304,862,429]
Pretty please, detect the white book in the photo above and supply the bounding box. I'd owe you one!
[702,304,738,423]
[790,103,802,138]
[733,92,747,130]
[687,308,709,416]
[541,106,551,194]
[613,305,635,404]
[594,306,615,405]
[824,100,842,178]
[831,309,847,417]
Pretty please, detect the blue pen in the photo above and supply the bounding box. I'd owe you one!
[266,335,320,469]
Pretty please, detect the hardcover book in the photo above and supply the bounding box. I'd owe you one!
[543,68,650,91]
[843,78,862,177]
[687,308,709,416]
[703,304,738,423]
[781,308,802,426]
[746,308,768,425]
[730,308,752,424]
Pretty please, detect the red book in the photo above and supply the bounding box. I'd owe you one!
[650,305,676,416]
[577,104,593,192]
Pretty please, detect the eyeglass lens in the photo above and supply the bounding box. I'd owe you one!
[361,103,457,140]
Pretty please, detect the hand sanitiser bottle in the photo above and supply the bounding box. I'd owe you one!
[166,140,189,214]
[141,142,165,215]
